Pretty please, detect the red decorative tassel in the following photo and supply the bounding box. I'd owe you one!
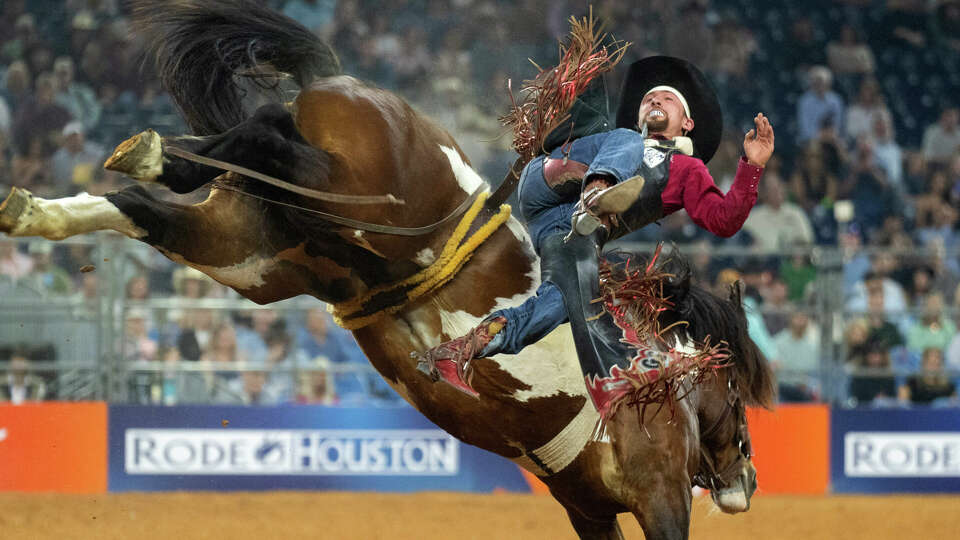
[501,9,630,161]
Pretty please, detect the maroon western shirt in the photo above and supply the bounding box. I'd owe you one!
[660,156,763,237]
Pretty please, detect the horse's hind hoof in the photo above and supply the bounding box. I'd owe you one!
[0,187,30,234]
[104,129,163,181]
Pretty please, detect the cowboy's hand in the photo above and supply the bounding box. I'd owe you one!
[743,113,775,168]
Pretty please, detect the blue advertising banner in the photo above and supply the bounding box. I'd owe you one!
[108,405,533,493]
[831,408,960,493]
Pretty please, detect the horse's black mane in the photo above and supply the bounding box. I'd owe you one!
[131,0,341,136]
[652,250,777,409]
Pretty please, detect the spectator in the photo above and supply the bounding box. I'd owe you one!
[234,308,280,365]
[176,308,218,362]
[171,266,212,299]
[217,369,283,405]
[0,347,46,404]
[933,0,960,52]
[11,135,52,195]
[864,287,906,349]
[908,266,937,310]
[760,278,792,336]
[125,273,150,301]
[742,173,814,251]
[772,311,820,402]
[797,66,845,143]
[916,200,959,253]
[0,13,38,64]
[780,252,818,302]
[915,170,951,229]
[848,341,898,406]
[295,356,338,405]
[784,16,827,73]
[827,24,875,75]
[789,144,840,241]
[202,321,246,402]
[50,121,105,191]
[52,56,100,132]
[12,71,72,157]
[0,238,32,279]
[2,59,32,111]
[123,307,158,363]
[845,78,891,144]
[905,293,956,354]
[741,285,778,362]
[870,114,903,192]
[295,307,370,403]
[898,347,957,404]
[921,106,960,166]
[847,266,908,317]
[23,241,72,295]
[883,0,931,48]
[839,138,899,235]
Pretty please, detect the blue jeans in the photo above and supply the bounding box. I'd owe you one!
[481,128,645,356]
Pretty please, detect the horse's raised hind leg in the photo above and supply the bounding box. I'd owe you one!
[563,507,625,540]
[104,103,326,194]
[0,184,310,304]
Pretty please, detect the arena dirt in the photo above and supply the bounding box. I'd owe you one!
[1,492,957,539]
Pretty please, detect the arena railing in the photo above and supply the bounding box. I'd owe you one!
[4,233,960,407]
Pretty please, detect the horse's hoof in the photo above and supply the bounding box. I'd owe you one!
[0,187,30,234]
[104,129,163,181]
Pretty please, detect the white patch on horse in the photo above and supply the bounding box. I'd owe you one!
[438,145,486,194]
[505,216,537,260]
[163,252,275,290]
[436,265,586,403]
[4,191,146,240]
[414,248,436,267]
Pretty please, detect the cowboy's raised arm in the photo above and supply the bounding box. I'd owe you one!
[667,114,774,237]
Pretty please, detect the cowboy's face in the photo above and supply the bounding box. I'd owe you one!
[637,90,695,137]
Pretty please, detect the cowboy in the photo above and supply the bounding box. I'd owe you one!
[417,56,775,404]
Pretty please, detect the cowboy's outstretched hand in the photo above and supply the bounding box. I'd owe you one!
[744,113,775,167]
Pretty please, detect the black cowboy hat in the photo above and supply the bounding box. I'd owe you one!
[615,56,722,163]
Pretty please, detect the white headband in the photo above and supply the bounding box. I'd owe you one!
[644,85,692,119]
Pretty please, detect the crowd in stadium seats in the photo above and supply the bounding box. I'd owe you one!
[1,0,959,407]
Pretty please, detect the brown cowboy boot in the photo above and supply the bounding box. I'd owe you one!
[414,316,507,397]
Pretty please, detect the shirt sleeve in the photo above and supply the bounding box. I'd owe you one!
[662,155,763,238]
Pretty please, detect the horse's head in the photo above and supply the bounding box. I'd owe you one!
[657,262,776,513]
[694,369,757,513]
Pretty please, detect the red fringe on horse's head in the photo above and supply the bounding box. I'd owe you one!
[500,10,629,161]
[599,244,777,411]
[131,0,341,135]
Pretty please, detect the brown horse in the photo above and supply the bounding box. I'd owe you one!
[0,2,774,538]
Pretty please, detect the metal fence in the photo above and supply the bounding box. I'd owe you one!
[2,232,960,407]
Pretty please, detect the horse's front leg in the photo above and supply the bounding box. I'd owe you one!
[608,407,696,540]
[104,103,327,194]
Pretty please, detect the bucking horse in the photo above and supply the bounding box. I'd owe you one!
[0,2,775,538]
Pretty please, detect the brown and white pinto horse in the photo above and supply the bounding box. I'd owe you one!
[0,2,774,538]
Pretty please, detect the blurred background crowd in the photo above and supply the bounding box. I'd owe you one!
[1,0,960,408]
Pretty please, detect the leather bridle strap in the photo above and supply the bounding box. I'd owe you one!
[167,145,486,237]
[486,156,526,209]
[165,145,404,205]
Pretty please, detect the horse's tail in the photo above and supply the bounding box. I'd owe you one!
[658,257,777,409]
[131,0,341,135]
